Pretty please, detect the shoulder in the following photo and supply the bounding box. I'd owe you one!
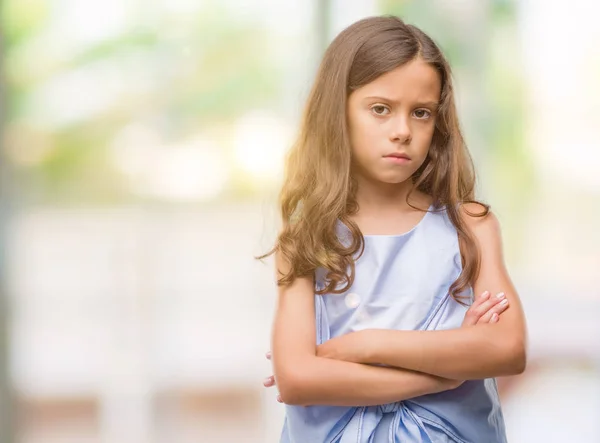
[459,202,503,249]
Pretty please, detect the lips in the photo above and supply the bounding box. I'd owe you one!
[384,153,411,160]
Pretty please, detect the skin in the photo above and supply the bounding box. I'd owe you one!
[348,57,440,232]
[265,58,527,406]
[265,290,507,403]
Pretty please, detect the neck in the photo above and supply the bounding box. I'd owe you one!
[354,175,426,213]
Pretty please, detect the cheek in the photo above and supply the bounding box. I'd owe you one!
[350,115,384,156]
[414,125,435,153]
[350,114,370,139]
[348,114,373,153]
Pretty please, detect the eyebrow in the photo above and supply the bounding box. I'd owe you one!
[363,96,440,108]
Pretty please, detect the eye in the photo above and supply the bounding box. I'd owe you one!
[370,104,391,116]
[413,109,431,119]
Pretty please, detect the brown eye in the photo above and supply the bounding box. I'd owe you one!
[371,105,390,116]
[414,109,431,119]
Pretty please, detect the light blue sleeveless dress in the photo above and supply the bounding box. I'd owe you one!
[280,205,507,443]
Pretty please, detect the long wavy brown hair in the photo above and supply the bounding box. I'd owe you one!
[259,16,488,302]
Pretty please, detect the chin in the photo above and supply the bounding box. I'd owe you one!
[378,173,413,185]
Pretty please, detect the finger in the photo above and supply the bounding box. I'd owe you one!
[477,296,509,324]
[265,351,272,360]
[471,291,490,308]
[277,394,282,403]
[477,300,508,324]
[476,292,505,313]
[463,291,491,326]
[471,292,506,319]
[263,376,275,387]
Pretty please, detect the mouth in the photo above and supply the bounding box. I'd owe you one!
[383,153,411,163]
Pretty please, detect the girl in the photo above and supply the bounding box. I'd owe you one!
[260,15,527,443]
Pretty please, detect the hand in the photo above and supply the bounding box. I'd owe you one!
[443,290,509,391]
[263,351,282,403]
[263,291,508,399]
[462,290,509,327]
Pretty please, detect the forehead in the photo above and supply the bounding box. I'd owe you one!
[353,58,441,102]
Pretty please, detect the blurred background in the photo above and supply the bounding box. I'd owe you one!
[0,0,599,442]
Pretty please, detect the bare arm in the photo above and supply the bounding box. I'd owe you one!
[317,208,527,380]
[271,250,458,406]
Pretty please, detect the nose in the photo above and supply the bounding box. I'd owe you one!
[390,115,411,143]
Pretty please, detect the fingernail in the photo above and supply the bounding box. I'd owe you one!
[491,313,498,322]
[264,376,272,383]
[500,299,509,305]
[496,292,505,299]
[277,395,282,403]
[481,291,490,299]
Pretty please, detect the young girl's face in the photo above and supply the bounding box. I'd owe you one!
[347,58,441,186]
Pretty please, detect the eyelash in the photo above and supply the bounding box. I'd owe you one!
[413,109,431,119]
[370,105,391,116]
[369,105,432,120]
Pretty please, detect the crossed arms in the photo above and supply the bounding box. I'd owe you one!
[268,209,527,406]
